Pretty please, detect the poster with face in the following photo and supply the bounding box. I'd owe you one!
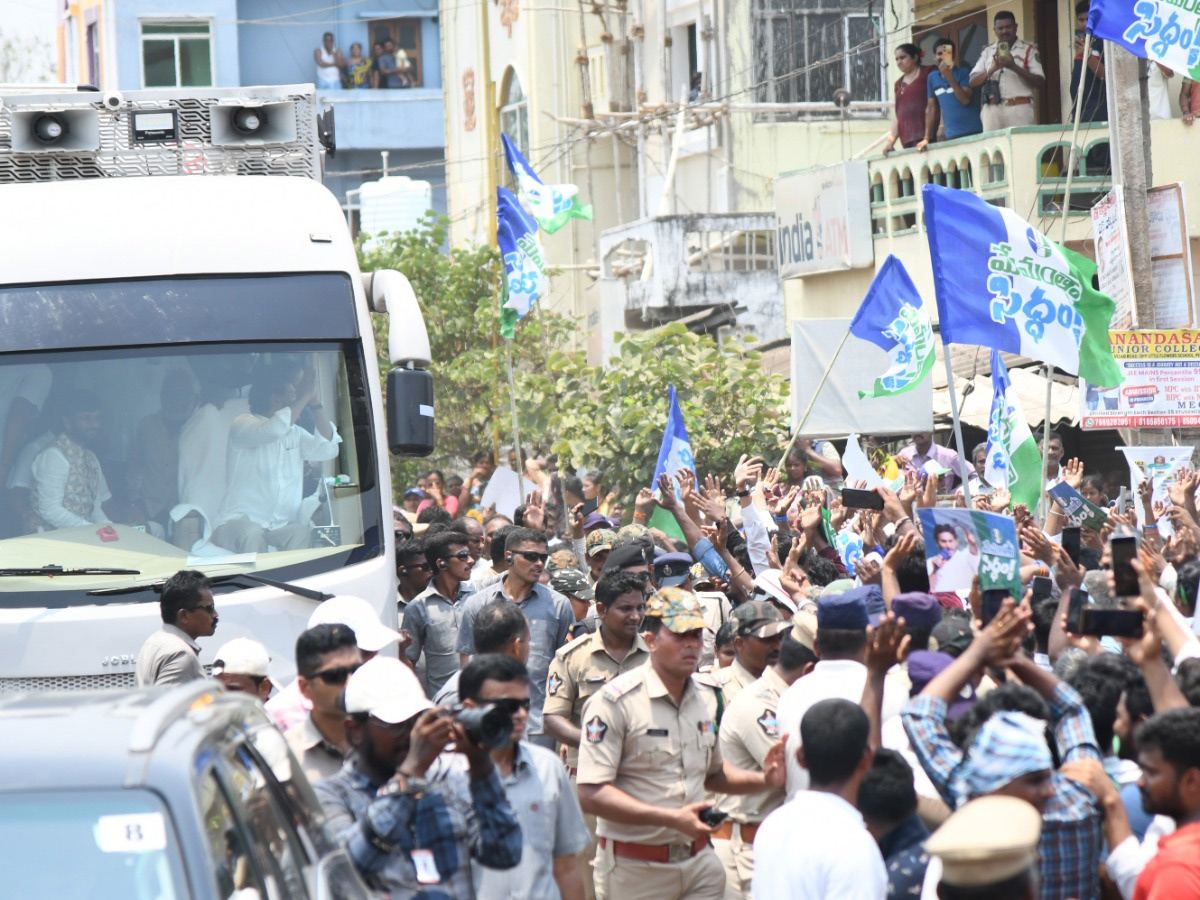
[917,508,1021,598]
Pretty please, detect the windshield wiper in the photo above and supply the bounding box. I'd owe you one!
[87,572,332,600]
[0,565,141,577]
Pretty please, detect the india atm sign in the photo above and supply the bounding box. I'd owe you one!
[774,161,874,279]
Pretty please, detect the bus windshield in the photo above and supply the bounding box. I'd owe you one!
[0,277,382,603]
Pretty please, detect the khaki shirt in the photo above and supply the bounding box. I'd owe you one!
[577,665,722,845]
[712,658,758,706]
[543,628,650,767]
[696,590,733,667]
[285,715,348,786]
[970,39,1044,101]
[715,667,789,824]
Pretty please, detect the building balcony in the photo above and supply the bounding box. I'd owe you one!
[595,212,784,358]
[313,88,444,151]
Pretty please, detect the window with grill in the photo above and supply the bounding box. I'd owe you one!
[141,20,213,88]
[752,3,884,105]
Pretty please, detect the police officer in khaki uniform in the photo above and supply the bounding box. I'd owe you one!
[969,10,1045,131]
[712,612,817,899]
[545,570,651,900]
[711,602,789,706]
[577,587,786,900]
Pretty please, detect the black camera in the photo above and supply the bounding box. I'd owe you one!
[447,703,513,750]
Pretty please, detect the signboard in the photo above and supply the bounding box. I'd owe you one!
[1081,329,1200,429]
[1147,183,1195,328]
[1090,186,1136,329]
[775,161,873,278]
[791,319,933,437]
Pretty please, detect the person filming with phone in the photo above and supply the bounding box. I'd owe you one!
[919,38,981,151]
[969,11,1045,132]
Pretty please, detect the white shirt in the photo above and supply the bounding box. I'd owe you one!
[1148,63,1173,120]
[217,407,341,530]
[8,430,54,490]
[30,441,112,528]
[778,659,908,797]
[177,398,249,526]
[0,364,51,450]
[753,790,887,900]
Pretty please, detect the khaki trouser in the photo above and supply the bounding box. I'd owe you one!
[211,518,310,553]
[570,771,598,900]
[593,841,725,900]
[980,101,1036,132]
[713,826,755,900]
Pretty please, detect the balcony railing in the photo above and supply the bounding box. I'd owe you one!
[312,88,444,151]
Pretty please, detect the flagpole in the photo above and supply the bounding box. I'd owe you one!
[777,330,851,471]
[503,338,527,500]
[943,347,972,507]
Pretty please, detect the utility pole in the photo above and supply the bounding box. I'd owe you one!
[1104,43,1154,327]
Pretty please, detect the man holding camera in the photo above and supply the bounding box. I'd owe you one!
[462,653,591,900]
[969,10,1044,132]
[314,656,523,899]
[577,587,787,900]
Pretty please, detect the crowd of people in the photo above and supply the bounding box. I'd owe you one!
[133,428,1200,900]
[883,6,1200,158]
[314,31,418,90]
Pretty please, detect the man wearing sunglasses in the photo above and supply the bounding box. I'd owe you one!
[396,536,432,613]
[404,531,476,698]
[135,569,217,687]
[458,527,575,749]
[316,656,523,897]
[286,623,362,785]
[463,654,590,900]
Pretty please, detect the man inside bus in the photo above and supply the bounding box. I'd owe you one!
[212,362,341,553]
[129,368,199,534]
[29,389,115,530]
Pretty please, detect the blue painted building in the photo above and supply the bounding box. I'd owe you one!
[58,0,447,224]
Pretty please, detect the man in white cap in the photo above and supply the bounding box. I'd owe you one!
[266,595,402,732]
[923,795,1042,899]
[313,657,523,898]
[212,637,272,702]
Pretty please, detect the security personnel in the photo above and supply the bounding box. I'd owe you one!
[552,567,599,641]
[577,586,786,900]
[711,602,789,705]
[711,615,816,899]
[545,570,651,900]
[924,795,1042,898]
[969,10,1044,131]
[694,564,734,669]
[585,528,617,582]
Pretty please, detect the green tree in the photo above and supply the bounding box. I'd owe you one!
[361,217,790,507]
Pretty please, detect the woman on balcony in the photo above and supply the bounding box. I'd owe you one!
[883,44,933,155]
[343,42,372,90]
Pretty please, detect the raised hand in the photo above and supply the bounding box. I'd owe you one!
[702,473,725,503]
[522,490,545,530]
[635,487,658,520]
[855,557,883,586]
[1062,457,1085,490]
[989,487,1012,512]
[1019,524,1055,565]
[656,472,681,512]
[883,531,920,572]
[864,612,910,676]
[734,454,764,492]
[569,502,586,538]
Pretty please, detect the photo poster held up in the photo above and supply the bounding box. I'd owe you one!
[917,508,1021,599]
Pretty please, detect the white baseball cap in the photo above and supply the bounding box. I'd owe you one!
[343,657,433,724]
[753,569,798,614]
[307,595,401,653]
[212,638,271,678]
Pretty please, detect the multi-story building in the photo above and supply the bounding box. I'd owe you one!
[56,0,448,221]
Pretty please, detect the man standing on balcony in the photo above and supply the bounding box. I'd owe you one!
[969,11,1044,132]
[918,38,981,150]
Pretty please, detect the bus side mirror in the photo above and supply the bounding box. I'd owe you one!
[387,368,434,457]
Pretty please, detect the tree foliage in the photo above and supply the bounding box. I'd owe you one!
[360,216,790,505]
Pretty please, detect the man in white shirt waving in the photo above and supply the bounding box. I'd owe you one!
[213,362,341,553]
[753,698,886,899]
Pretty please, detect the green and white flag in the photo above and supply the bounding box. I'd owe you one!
[848,255,935,399]
[984,350,1042,509]
[502,132,593,235]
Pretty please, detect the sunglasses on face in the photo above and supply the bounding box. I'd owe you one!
[487,697,532,715]
[448,550,473,561]
[402,562,433,573]
[190,604,217,615]
[312,663,362,685]
[514,550,549,563]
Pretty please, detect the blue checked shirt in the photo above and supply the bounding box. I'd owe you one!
[901,683,1104,900]
[314,755,522,899]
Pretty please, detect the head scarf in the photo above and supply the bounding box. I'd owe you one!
[953,710,1052,809]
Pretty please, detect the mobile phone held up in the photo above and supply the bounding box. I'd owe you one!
[841,488,884,511]
[981,589,1010,627]
[1066,588,1086,634]
[1110,535,1140,597]
[1062,527,1081,566]
[1078,607,1144,638]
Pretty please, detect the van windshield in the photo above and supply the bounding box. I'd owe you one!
[0,789,189,898]
[0,339,382,604]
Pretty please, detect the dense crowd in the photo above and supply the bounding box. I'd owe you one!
[136,432,1200,900]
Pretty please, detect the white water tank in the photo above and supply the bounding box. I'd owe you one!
[357,173,433,251]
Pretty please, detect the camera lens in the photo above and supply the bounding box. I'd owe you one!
[453,703,513,750]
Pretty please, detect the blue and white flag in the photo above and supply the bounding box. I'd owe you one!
[923,184,1123,387]
[848,255,935,399]
[649,384,696,539]
[496,186,546,339]
[501,132,594,235]
[984,350,1042,508]
[1088,0,1200,80]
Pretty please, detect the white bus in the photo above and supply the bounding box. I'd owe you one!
[0,85,433,691]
